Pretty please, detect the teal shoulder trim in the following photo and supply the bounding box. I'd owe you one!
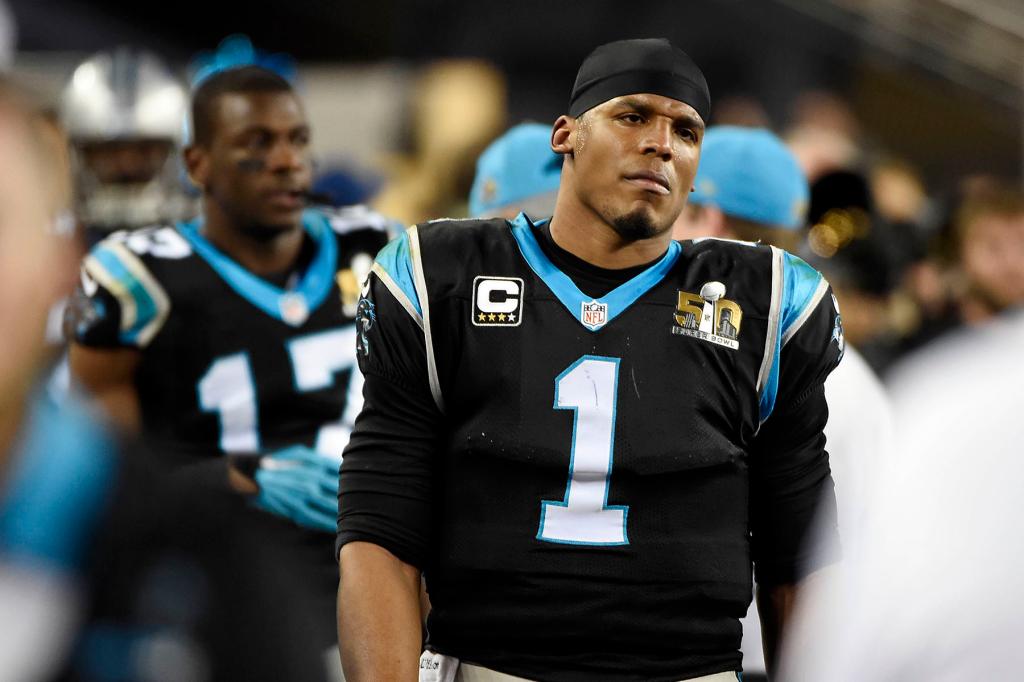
[372,229,422,318]
[780,252,825,342]
[84,240,170,346]
[758,250,830,422]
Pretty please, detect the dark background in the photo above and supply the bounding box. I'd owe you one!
[9,0,1022,189]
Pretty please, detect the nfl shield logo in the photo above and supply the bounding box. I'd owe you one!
[581,300,608,330]
[279,292,310,327]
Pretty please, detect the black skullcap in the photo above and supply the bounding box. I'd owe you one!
[568,38,711,122]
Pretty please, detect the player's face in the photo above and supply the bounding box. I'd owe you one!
[80,139,173,184]
[567,94,703,241]
[199,91,313,236]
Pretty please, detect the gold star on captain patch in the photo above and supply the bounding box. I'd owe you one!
[498,313,506,321]
[488,313,496,321]
[478,312,487,321]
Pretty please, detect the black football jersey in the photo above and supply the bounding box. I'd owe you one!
[338,214,843,681]
[67,206,392,647]
[69,206,391,459]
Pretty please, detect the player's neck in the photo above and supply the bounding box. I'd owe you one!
[202,205,305,277]
[548,195,672,270]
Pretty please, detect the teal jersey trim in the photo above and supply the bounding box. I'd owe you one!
[509,213,681,332]
[91,245,158,344]
[373,230,422,316]
[759,338,782,423]
[758,251,825,423]
[780,252,824,340]
[0,392,117,572]
[177,210,338,326]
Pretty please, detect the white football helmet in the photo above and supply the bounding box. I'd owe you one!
[60,48,195,234]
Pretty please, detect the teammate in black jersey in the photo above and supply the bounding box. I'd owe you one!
[337,39,842,682]
[65,66,391,653]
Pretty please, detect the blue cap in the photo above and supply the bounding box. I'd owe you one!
[690,126,809,230]
[469,123,563,218]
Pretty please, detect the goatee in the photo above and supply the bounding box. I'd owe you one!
[610,209,659,241]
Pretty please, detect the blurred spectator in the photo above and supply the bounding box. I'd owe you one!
[60,48,194,244]
[312,163,381,208]
[951,185,1024,324]
[803,170,904,371]
[675,126,892,681]
[468,122,561,219]
[0,78,75,460]
[784,91,862,183]
[710,94,771,128]
[869,158,930,227]
[673,125,808,252]
[890,181,1024,365]
[782,309,1024,681]
[373,59,506,224]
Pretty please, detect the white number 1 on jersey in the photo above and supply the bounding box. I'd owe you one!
[538,355,629,546]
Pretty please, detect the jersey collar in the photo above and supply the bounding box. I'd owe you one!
[177,210,338,327]
[509,213,681,332]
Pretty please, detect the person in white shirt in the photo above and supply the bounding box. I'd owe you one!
[781,309,1024,681]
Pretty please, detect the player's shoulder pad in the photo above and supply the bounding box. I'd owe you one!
[749,247,834,423]
[367,218,507,329]
[416,216,511,254]
[685,235,775,271]
[369,226,424,329]
[82,226,178,346]
[778,250,831,347]
[109,224,194,261]
[686,239,829,341]
[686,236,773,262]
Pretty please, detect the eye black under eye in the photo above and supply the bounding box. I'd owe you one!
[245,133,272,149]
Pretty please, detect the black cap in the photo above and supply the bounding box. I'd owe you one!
[805,170,896,295]
[568,38,711,122]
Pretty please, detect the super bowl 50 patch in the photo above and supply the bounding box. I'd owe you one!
[672,281,742,350]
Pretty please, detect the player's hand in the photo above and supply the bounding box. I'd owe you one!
[252,445,341,533]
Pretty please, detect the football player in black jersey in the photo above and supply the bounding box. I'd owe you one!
[337,39,842,682]
[65,66,391,654]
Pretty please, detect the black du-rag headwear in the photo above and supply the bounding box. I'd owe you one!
[568,38,711,123]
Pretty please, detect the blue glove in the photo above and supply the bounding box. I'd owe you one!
[252,446,340,533]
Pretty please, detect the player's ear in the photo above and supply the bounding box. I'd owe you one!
[551,116,574,155]
[183,145,209,190]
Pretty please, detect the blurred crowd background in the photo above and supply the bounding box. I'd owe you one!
[6,0,1023,375]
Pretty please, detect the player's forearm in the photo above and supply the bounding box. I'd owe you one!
[757,581,798,679]
[338,541,423,681]
[68,344,142,434]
